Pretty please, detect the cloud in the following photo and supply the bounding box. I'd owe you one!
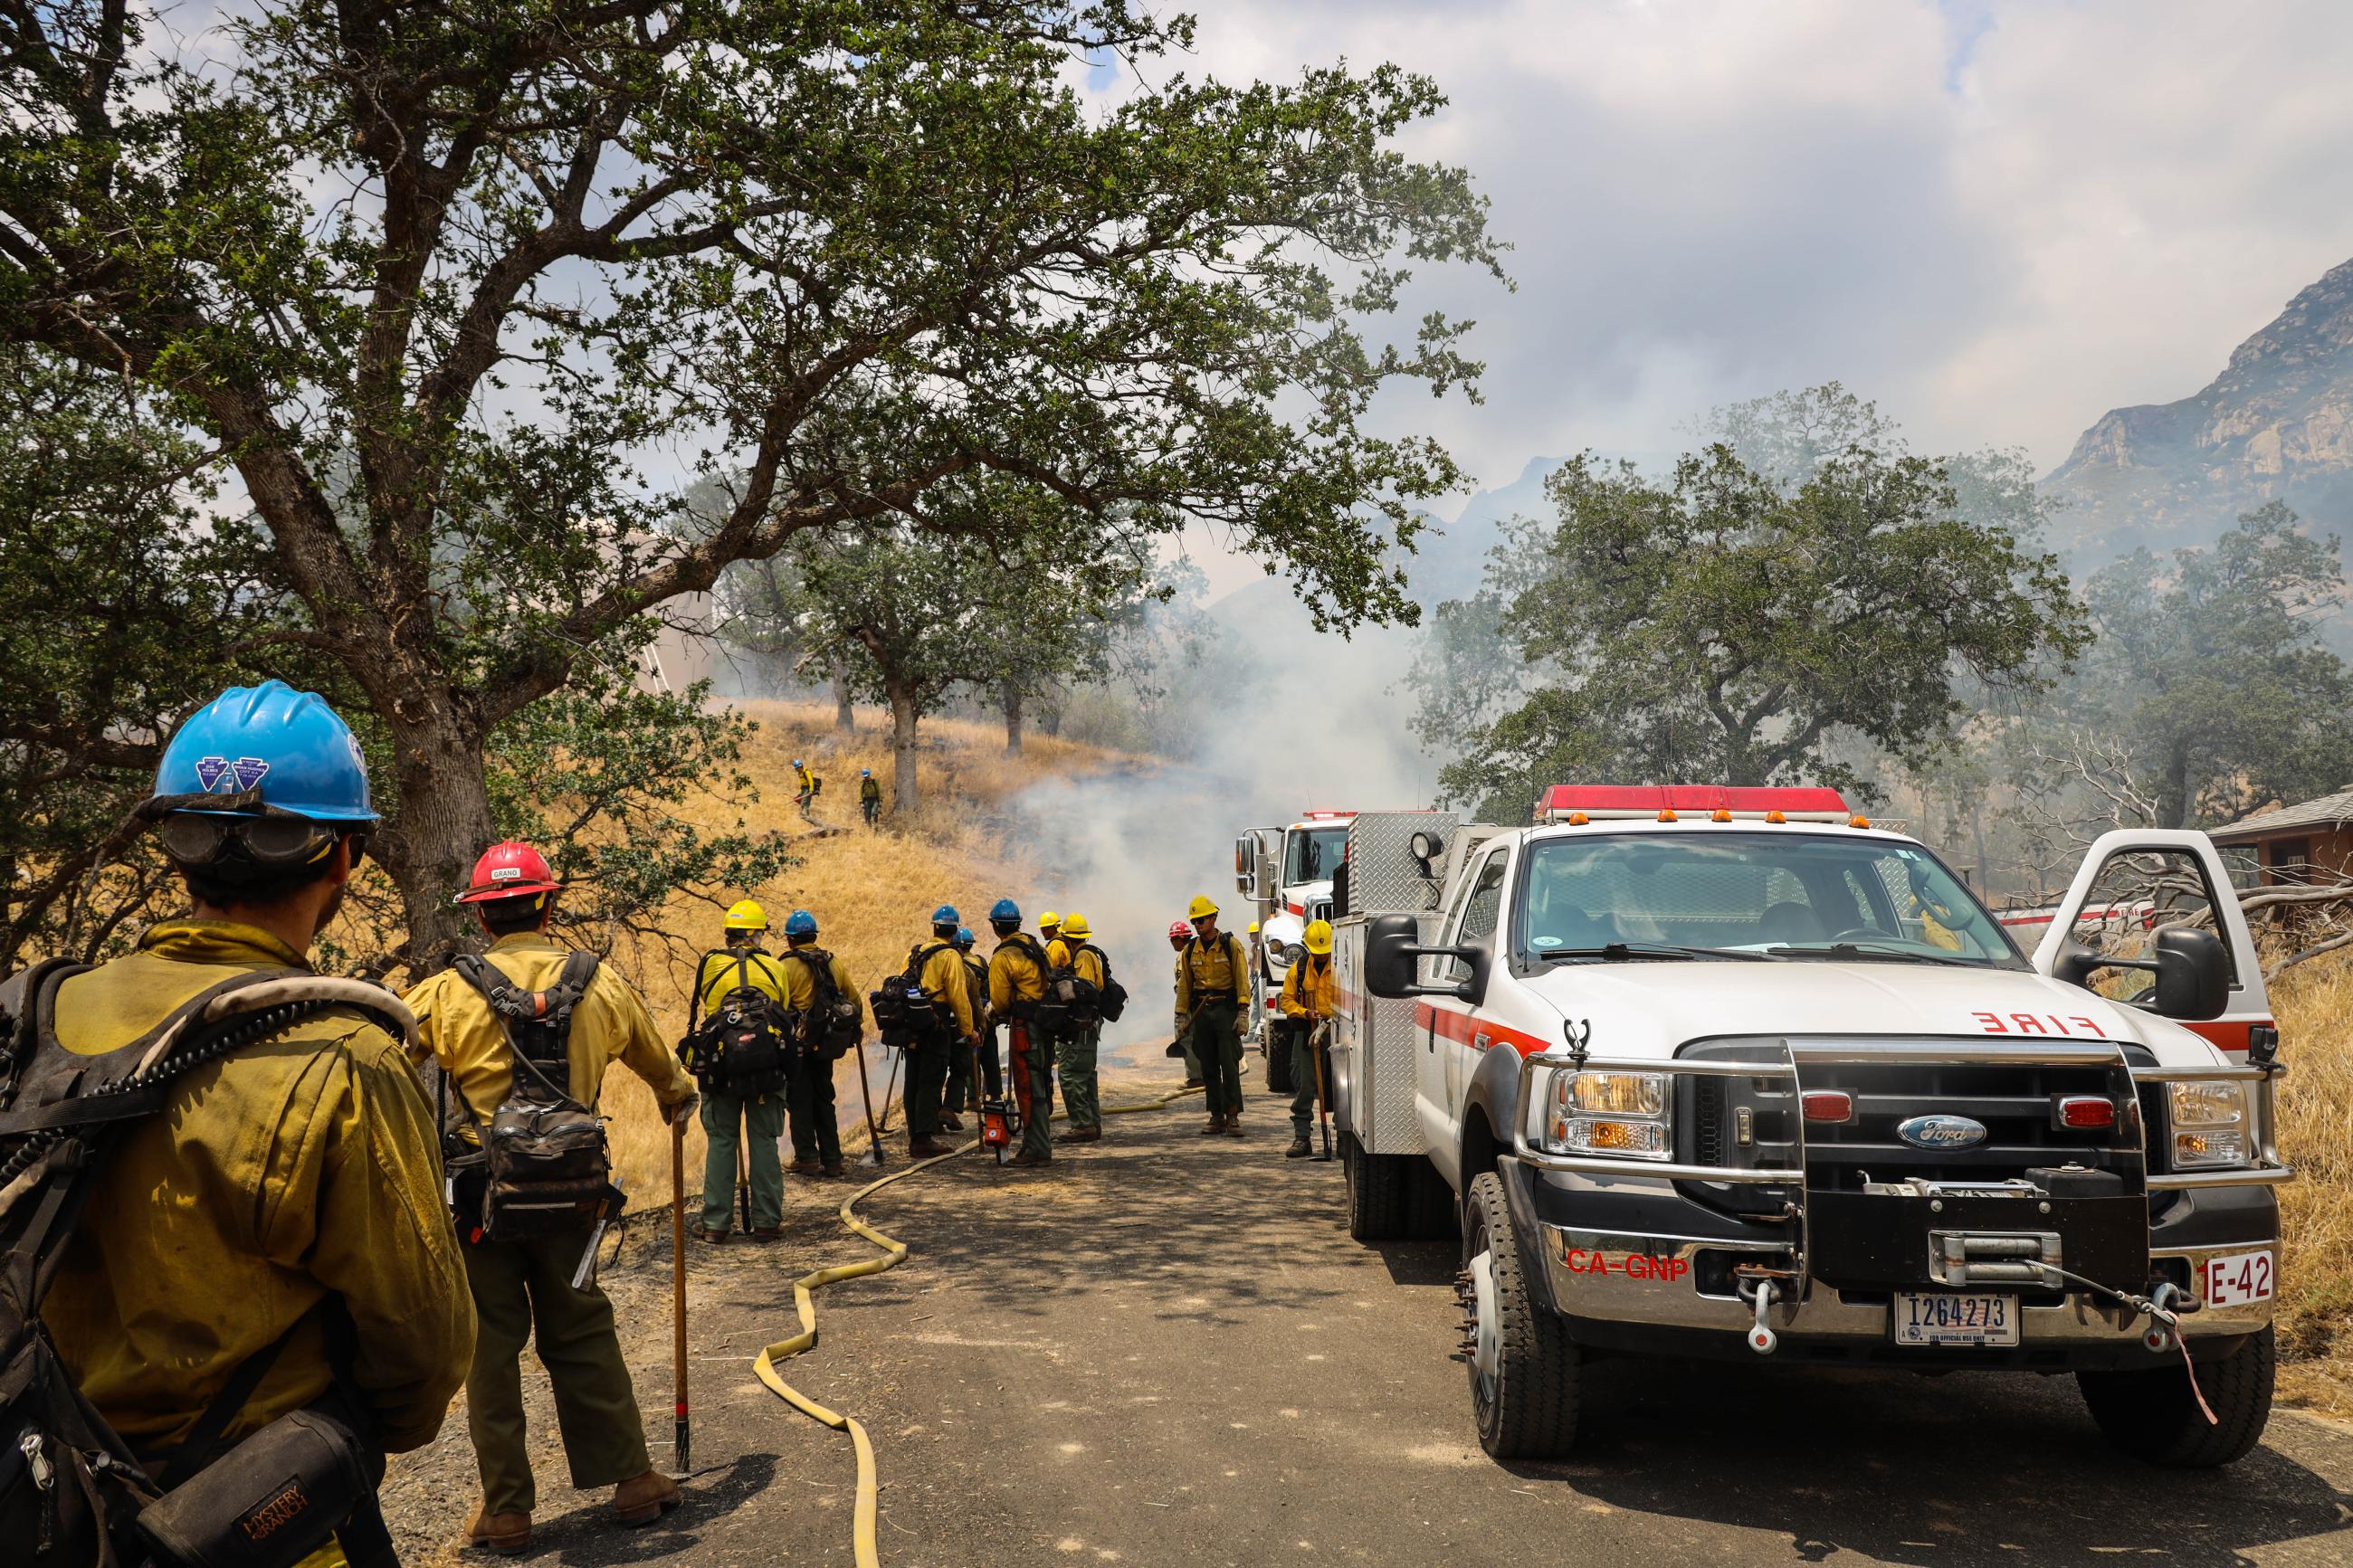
[1087,1,2353,490]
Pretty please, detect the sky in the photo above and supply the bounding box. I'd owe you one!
[1097,0,2353,534]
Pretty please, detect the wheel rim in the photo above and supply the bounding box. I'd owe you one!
[1467,1216,1500,1424]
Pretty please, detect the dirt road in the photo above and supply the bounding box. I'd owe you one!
[386,1064,2353,1566]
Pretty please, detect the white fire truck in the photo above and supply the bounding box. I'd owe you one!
[1329,785,2290,1467]
[1234,810,1356,1012]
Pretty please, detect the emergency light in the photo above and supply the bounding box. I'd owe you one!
[1534,784,1851,824]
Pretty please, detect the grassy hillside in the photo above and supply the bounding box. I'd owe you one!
[2269,960,2353,1415]
[591,700,1137,1202]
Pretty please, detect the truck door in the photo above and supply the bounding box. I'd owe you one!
[1421,845,1510,1185]
[2029,829,2272,1051]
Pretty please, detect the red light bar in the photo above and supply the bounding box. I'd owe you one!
[1800,1090,1853,1124]
[2055,1096,2115,1130]
[1535,784,1851,823]
[1299,810,1358,821]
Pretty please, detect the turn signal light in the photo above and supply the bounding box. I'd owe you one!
[1657,808,1678,822]
[1567,811,1589,825]
[1764,810,1786,823]
[1848,814,1872,829]
[2056,1096,2115,1129]
[1801,1090,1853,1123]
[1710,807,1733,822]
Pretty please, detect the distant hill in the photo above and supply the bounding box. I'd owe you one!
[2045,258,2353,564]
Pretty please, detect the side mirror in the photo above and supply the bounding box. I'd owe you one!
[1234,834,1260,898]
[2151,927,2229,1022]
[1364,912,1481,1002]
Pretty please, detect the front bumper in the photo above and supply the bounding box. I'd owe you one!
[1507,1160,2277,1369]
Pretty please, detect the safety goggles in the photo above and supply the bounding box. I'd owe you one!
[155,812,356,869]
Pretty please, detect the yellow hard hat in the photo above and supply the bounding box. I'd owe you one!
[724,898,768,932]
[1061,913,1091,939]
[1040,909,1062,930]
[1187,894,1219,921]
[1248,920,1260,935]
[1304,918,1334,955]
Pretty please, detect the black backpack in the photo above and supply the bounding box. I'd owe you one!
[784,946,862,1061]
[1042,943,1119,1030]
[680,950,795,1095]
[0,960,410,1568]
[447,949,620,1240]
[871,943,954,1050]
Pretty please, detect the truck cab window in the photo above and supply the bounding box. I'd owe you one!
[2065,847,2239,1000]
[1445,850,1510,982]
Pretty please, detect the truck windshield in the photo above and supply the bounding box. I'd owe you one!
[1285,826,1348,886]
[1517,832,2025,968]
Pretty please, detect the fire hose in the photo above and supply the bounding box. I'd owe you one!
[748,1048,1245,1566]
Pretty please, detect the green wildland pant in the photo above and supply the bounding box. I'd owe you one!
[1190,999,1243,1119]
[786,1056,843,1168]
[1013,1024,1056,1157]
[906,1034,949,1148]
[1059,1024,1101,1131]
[700,1088,785,1232]
[462,1232,653,1514]
[1291,1025,1329,1135]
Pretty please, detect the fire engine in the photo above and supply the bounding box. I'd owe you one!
[1234,811,1357,1013]
[1328,785,2291,1467]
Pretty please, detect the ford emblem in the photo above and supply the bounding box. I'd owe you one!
[1897,1114,1987,1151]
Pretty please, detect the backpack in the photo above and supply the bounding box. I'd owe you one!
[783,946,862,1061]
[993,933,1048,1024]
[1041,943,1117,1031]
[0,960,411,1568]
[871,944,954,1050]
[680,950,795,1096]
[447,950,620,1242]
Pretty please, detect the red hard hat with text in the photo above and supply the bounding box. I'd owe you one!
[457,840,564,903]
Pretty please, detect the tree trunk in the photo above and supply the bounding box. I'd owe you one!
[1003,680,1024,755]
[2162,746,2193,831]
[376,699,500,978]
[831,659,855,736]
[1971,795,1990,895]
[1040,692,1062,739]
[890,683,920,814]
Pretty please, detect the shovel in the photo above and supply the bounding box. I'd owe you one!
[1310,1020,1336,1162]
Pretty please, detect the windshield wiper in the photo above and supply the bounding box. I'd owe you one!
[1764,941,1986,968]
[1538,942,1778,964]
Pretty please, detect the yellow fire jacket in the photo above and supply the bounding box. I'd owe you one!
[961,955,990,1027]
[1280,954,1338,1022]
[693,945,790,1018]
[43,920,474,1455]
[777,943,862,1021]
[910,940,977,1037]
[986,932,1046,1017]
[404,933,694,1126]
[1175,929,1249,1018]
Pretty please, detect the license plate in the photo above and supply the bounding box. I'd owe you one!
[2200,1250,2275,1308]
[1893,1291,2018,1346]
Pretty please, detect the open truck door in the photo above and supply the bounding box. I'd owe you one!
[2029,829,2275,1055]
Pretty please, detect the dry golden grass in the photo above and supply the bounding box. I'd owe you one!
[591,699,1135,1202]
[2268,956,2353,1415]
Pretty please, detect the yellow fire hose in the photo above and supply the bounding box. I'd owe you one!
[748,1050,1245,1566]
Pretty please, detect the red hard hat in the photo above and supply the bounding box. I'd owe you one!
[1168,918,1192,942]
[457,840,564,904]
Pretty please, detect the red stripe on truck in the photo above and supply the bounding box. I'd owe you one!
[2182,1019,2265,1053]
[1413,1002,1553,1058]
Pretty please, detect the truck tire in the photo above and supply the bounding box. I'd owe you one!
[1408,1160,1460,1242]
[1344,1135,1408,1241]
[1462,1170,1579,1459]
[1263,1024,1296,1096]
[2077,1326,2274,1468]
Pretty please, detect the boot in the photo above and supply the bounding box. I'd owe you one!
[1055,1126,1101,1145]
[822,1161,845,1178]
[908,1138,948,1158]
[1285,1136,1312,1158]
[464,1506,532,1555]
[1223,1116,1244,1138]
[788,1158,824,1176]
[1009,1150,1053,1168]
[748,1226,785,1244]
[1199,1117,1224,1136]
[689,1221,730,1244]
[935,1110,964,1131]
[1183,1077,1205,1089]
[610,1469,681,1526]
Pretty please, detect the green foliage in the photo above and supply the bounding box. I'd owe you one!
[1419,435,2088,820]
[2,1,1500,962]
[2065,502,2353,830]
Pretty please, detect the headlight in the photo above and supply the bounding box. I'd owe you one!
[1277,941,1305,966]
[1546,1070,1672,1161]
[2167,1080,2250,1170]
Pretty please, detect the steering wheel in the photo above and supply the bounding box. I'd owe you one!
[1824,927,1889,944]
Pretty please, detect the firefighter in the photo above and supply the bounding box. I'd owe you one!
[859,767,882,828]
[1039,909,1062,950]
[986,898,1054,1166]
[793,757,817,814]
[32,680,474,1567]
[777,908,861,1177]
[1281,919,1339,1157]
[686,899,790,1235]
[947,925,994,1111]
[1051,912,1109,1145]
[1176,895,1250,1136]
[405,841,698,1550]
[905,904,978,1158]
[1167,917,1204,1088]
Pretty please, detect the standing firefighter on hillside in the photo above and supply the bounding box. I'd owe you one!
[1281,919,1339,1158]
[4,680,473,1568]
[1047,914,1116,1145]
[405,841,697,1554]
[859,767,883,828]
[1178,896,1251,1136]
[988,899,1056,1166]
[681,900,791,1240]
[777,908,864,1177]
[793,757,818,816]
[880,905,976,1159]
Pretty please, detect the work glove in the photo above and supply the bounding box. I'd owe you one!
[668,1090,700,1127]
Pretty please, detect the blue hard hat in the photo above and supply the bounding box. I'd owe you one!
[152,680,377,822]
[988,898,1020,923]
[931,903,960,925]
[785,908,819,938]
[955,926,976,947]
[861,767,872,777]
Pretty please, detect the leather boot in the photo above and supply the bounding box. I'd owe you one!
[1285,1136,1312,1158]
[908,1138,948,1158]
[1223,1116,1244,1137]
[1199,1117,1224,1136]
[1009,1149,1053,1168]
[610,1469,682,1526]
[935,1110,964,1131]
[1054,1126,1100,1145]
[464,1506,532,1555]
